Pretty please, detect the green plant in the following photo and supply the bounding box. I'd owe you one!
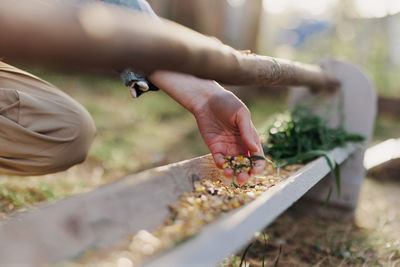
[263,106,364,164]
[262,106,364,199]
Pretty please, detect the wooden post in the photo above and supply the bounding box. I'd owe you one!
[289,59,377,209]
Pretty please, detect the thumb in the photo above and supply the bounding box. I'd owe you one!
[237,109,259,153]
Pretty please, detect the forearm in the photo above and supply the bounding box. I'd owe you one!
[148,71,226,114]
[0,0,172,72]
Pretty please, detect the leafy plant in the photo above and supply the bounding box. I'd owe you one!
[223,106,364,203]
[263,106,364,165]
[262,106,364,199]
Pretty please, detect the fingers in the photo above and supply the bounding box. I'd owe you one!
[237,172,250,183]
[213,153,234,178]
[210,106,267,180]
[212,153,234,178]
[213,153,226,168]
[223,168,233,178]
[250,143,266,175]
[237,109,259,153]
[248,122,266,175]
[251,158,266,175]
[212,110,266,180]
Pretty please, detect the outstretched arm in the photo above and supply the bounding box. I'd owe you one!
[148,71,265,182]
[0,0,266,182]
[130,0,265,181]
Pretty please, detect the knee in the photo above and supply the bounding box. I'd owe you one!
[27,98,97,175]
[0,102,96,176]
[0,72,97,176]
[49,105,97,172]
[73,109,97,164]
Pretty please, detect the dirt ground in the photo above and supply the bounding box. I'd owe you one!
[228,175,400,266]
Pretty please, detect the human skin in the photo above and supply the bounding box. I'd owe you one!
[148,71,266,182]
[0,0,266,182]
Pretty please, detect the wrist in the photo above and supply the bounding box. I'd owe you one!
[148,71,227,115]
[189,80,226,115]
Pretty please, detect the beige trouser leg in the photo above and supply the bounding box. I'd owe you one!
[0,62,96,176]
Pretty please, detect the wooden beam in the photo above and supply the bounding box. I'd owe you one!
[0,155,221,264]
[364,138,400,170]
[0,0,338,89]
[0,145,357,265]
[146,146,357,267]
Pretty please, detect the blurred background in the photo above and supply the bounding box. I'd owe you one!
[1,0,399,265]
[149,0,400,98]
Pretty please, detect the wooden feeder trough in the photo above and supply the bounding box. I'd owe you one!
[0,1,377,266]
[0,59,376,266]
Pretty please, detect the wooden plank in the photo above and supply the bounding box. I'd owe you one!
[364,138,400,170]
[0,155,222,264]
[146,145,356,266]
[0,144,356,265]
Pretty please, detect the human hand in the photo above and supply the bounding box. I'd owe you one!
[148,71,265,183]
[192,89,266,183]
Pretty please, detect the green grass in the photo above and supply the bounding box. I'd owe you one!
[0,182,56,213]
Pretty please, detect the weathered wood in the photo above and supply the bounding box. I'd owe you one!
[0,145,357,265]
[289,59,377,209]
[364,138,400,170]
[0,155,222,264]
[0,0,338,89]
[145,146,357,267]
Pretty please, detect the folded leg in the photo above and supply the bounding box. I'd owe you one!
[0,62,96,176]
